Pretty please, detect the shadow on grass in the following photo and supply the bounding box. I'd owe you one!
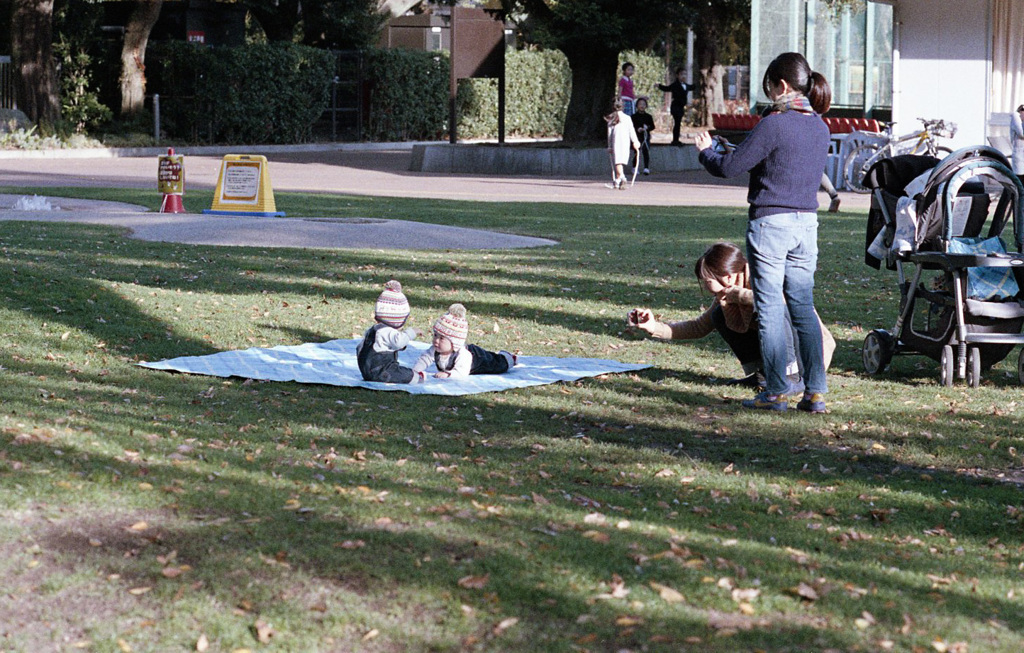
[2,196,1022,649]
[5,349,1022,652]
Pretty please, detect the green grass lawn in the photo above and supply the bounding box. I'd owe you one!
[1,186,1022,652]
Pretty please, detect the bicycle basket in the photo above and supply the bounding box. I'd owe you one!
[931,120,957,138]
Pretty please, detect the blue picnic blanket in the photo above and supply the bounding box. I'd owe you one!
[138,339,649,396]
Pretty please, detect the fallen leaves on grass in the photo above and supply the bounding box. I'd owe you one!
[457,574,489,590]
[594,574,630,600]
[161,566,189,578]
[492,617,519,636]
[788,582,819,601]
[731,587,760,602]
[855,611,876,629]
[582,530,610,543]
[649,581,685,603]
[254,619,276,644]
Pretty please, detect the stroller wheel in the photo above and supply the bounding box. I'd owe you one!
[940,345,955,387]
[862,329,895,374]
[967,347,981,388]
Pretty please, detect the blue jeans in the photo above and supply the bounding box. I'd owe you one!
[746,212,827,395]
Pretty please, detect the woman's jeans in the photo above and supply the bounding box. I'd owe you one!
[746,212,827,396]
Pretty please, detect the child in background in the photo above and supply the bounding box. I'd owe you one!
[658,67,694,146]
[630,97,655,175]
[413,304,516,378]
[618,62,637,116]
[606,100,640,190]
[356,280,425,383]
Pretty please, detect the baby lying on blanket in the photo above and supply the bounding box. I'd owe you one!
[413,303,516,378]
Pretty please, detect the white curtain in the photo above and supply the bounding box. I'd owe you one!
[991,0,1024,112]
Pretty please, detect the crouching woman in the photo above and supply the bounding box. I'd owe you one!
[628,241,834,390]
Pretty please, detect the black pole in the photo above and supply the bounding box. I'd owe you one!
[497,38,506,146]
[449,9,458,144]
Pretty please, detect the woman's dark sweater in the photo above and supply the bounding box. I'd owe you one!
[698,110,830,220]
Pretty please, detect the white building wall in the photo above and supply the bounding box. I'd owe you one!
[893,0,990,148]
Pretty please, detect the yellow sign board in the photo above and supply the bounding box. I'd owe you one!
[203,154,284,217]
[157,153,184,195]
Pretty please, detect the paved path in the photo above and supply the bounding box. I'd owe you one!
[0,195,557,250]
[0,144,869,249]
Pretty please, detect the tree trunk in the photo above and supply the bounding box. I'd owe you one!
[694,27,722,127]
[701,64,726,117]
[11,0,60,126]
[119,0,162,117]
[560,46,619,144]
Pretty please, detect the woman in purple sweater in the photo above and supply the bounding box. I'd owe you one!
[694,52,831,413]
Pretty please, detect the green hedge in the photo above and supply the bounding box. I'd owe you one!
[456,48,572,139]
[148,42,335,144]
[364,49,450,141]
[455,49,666,140]
[146,42,666,143]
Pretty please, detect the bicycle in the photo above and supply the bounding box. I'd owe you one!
[842,117,957,193]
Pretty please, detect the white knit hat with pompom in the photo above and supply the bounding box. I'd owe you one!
[374,280,410,328]
[433,303,468,350]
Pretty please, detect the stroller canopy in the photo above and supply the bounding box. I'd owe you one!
[915,146,1024,251]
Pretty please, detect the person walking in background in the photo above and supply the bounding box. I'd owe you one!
[606,100,640,190]
[694,52,832,413]
[659,67,694,146]
[1011,103,1024,186]
[631,97,656,175]
[821,172,841,212]
[618,62,637,116]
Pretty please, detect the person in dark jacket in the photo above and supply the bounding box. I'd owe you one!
[658,67,694,146]
[630,97,656,174]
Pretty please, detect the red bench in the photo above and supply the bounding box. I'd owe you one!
[712,113,881,134]
[823,117,881,134]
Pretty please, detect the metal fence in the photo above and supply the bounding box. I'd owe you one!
[0,56,15,110]
[313,50,366,142]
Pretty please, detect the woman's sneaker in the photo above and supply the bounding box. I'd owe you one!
[796,392,826,413]
[741,391,788,411]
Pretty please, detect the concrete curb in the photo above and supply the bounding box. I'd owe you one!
[0,138,564,161]
[410,143,703,175]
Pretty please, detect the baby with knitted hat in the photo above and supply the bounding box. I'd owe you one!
[413,303,516,379]
[356,280,426,384]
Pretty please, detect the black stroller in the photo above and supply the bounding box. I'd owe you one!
[861,146,1024,386]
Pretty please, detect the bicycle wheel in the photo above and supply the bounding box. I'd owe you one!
[843,144,879,193]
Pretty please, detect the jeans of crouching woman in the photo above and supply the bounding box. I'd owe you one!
[746,212,827,396]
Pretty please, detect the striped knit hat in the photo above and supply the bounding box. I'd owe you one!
[433,303,468,350]
[374,280,410,328]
